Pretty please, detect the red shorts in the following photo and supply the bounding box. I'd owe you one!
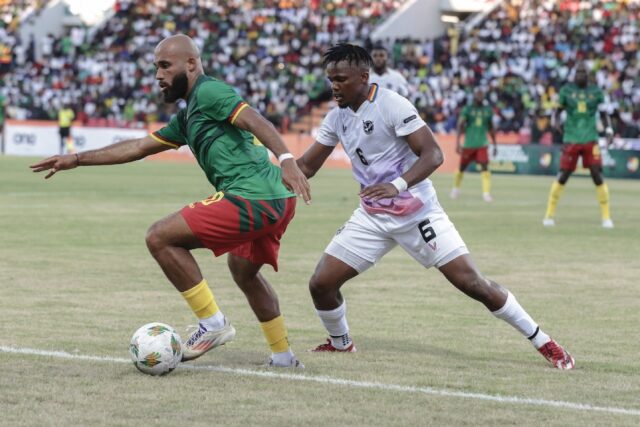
[181,192,296,271]
[460,146,489,169]
[559,142,601,171]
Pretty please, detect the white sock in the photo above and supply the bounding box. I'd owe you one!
[199,311,226,331]
[492,292,550,348]
[271,349,295,365]
[316,301,352,349]
[527,326,551,349]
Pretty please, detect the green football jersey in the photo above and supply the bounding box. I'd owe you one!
[0,94,5,123]
[461,105,493,148]
[152,75,294,200]
[558,84,604,144]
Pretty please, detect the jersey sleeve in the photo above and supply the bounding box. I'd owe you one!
[385,92,426,137]
[150,110,187,148]
[315,109,340,147]
[197,80,249,124]
[459,106,469,123]
[558,86,568,108]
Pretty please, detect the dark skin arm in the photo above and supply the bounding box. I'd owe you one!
[233,106,311,204]
[455,116,466,154]
[360,125,444,201]
[552,107,564,135]
[600,111,614,146]
[488,118,498,156]
[296,142,336,179]
[29,135,172,179]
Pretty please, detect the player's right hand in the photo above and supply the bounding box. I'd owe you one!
[455,145,462,154]
[280,159,312,204]
[554,124,563,135]
[30,154,79,179]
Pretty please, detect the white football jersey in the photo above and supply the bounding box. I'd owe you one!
[369,68,409,98]
[316,84,435,203]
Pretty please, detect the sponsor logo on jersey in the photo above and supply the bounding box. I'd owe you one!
[403,115,417,124]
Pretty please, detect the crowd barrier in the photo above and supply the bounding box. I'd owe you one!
[3,120,638,178]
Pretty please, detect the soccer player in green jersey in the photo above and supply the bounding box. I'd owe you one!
[450,88,497,202]
[543,63,615,228]
[0,92,6,153]
[31,34,311,368]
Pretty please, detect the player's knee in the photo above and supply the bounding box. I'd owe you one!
[229,269,253,289]
[308,272,335,297]
[145,223,165,255]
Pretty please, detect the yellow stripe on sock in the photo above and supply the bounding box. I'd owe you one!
[181,279,220,319]
[545,181,565,219]
[260,315,290,353]
[481,171,491,194]
[596,183,611,221]
[453,171,463,188]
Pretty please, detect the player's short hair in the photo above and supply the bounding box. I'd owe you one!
[323,43,373,70]
[370,43,387,53]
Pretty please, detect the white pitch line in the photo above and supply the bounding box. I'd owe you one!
[2,345,639,417]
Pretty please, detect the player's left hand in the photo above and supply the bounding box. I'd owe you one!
[492,145,498,156]
[29,154,78,179]
[359,183,398,201]
[280,159,312,204]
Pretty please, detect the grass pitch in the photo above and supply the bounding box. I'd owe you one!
[1,155,639,426]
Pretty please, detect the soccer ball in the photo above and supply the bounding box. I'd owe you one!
[129,322,183,376]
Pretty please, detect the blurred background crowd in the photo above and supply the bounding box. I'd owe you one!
[0,0,638,141]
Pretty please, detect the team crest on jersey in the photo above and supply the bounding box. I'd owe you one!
[363,120,374,135]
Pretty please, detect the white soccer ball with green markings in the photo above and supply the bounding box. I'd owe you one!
[129,322,183,376]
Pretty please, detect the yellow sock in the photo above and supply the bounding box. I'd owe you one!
[180,279,220,319]
[595,183,611,220]
[260,315,290,353]
[545,181,565,219]
[481,171,491,194]
[453,171,463,188]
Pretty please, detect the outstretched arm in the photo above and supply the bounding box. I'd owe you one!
[30,135,171,179]
[359,125,443,201]
[233,107,311,204]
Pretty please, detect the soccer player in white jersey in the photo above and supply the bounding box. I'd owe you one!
[296,43,574,369]
[369,44,409,98]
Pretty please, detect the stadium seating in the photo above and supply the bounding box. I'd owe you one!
[0,0,637,140]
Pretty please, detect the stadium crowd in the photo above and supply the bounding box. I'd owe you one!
[388,0,640,140]
[0,0,638,140]
[0,0,400,128]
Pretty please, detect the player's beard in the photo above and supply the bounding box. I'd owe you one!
[163,72,189,103]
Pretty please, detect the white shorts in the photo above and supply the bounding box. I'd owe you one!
[325,195,468,273]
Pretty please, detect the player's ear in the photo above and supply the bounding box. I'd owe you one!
[186,57,197,72]
[361,70,369,84]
